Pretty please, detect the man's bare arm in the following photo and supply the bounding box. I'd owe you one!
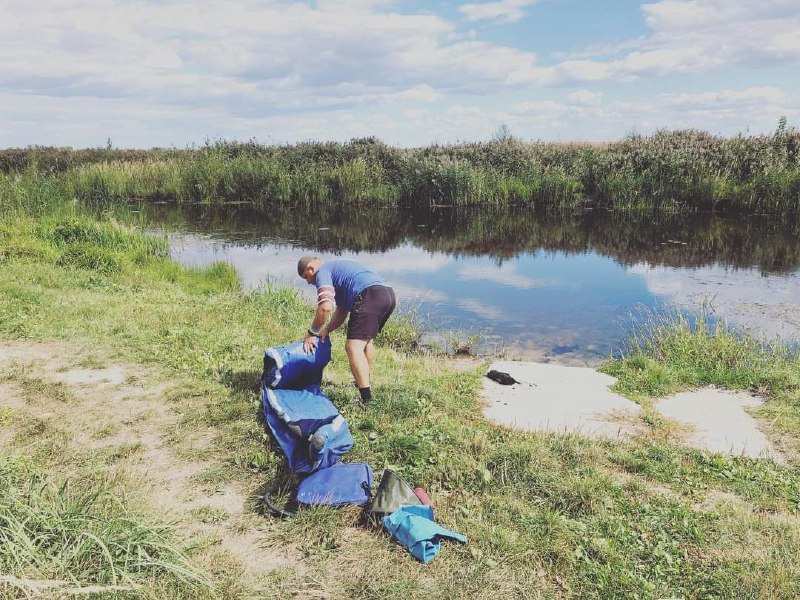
[310,300,333,332]
[304,300,333,352]
[320,306,348,337]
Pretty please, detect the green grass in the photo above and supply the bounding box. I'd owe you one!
[604,314,797,396]
[603,313,800,459]
[0,456,207,598]
[1,178,800,597]
[4,120,799,213]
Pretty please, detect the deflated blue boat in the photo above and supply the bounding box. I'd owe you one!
[261,339,353,474]
[263,338,332,390]
[262,386,353,473]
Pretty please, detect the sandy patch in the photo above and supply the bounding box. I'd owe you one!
[482,361,642,439]
[0,340,294,580]
[54,366,127,386]
[482,360,783,460]
[656,387,779,460]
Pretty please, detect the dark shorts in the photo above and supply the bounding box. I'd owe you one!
[347,285,396,341]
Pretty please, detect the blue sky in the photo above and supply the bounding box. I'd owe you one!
[2,0,799,147]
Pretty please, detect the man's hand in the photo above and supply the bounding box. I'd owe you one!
[303,334,318,354]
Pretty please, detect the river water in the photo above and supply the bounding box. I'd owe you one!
[138,202,800,364]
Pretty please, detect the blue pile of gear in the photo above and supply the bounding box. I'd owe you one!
[261,338,465,563]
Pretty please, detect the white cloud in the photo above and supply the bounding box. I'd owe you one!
[625,86,800,127]
[512,95,606,124]
[457,263,553,289]
[459,0,539,23]
[0,0,548,115]
[664,86,788,109]
[394,85,442,103]
[514,100,569,115]
[502,83,798,141]
[555,60,612,82]
[548,1,800,84]
[641,0,799,31]
[1,0,799,146]
[629,262,800,341]
[566,90,603,106]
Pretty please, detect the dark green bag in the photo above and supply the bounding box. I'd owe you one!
[368,469,421,521]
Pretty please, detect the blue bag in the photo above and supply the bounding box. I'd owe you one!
[262,386,353,474]
[296,463,373,507]
[383,504,467,563]
[263,338,332,389]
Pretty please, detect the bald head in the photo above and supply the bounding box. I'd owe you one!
[297,256,322,282]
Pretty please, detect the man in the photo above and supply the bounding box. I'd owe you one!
[298,256,396,403]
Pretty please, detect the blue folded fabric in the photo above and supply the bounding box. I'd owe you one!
[262,386,353,474]
[382,504,467,563]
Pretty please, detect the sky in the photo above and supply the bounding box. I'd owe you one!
[2,0,800,148]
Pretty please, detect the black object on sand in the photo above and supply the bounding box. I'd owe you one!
[486,370,519,385]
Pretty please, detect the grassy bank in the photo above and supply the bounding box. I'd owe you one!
[3,121,800,214]
[604,314,800,457]
[0,457,206,598]
[2,181,800,598]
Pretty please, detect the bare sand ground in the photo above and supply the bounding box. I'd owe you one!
[483,360,782,460]
[0,341,296,586]
[483,361,643,439]
[656,387,777,459]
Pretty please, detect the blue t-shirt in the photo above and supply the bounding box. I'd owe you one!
[314,259,385,311]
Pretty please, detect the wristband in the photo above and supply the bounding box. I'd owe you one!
[307,327,320,337]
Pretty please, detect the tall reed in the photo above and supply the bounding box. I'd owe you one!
[3,122,799,213]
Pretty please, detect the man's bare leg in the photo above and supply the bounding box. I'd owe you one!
[365,339,375,373]
[345,339,370,389]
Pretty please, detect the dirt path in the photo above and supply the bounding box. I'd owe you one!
[0,340,297,590]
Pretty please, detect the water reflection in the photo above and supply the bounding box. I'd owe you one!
[142,202,800,363]
[145,202,800,272]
